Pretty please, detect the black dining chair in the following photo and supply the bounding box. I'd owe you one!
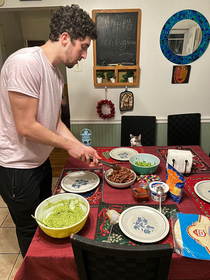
[167,113,201,146]
[70,234,173,280]
[121,116,156,146]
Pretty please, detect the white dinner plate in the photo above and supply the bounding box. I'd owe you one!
[119,206,169,243]
[194,180,210,203]
[61,171,100,193]
[110,147,138,161]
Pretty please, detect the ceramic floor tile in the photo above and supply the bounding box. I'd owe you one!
[2,213,15,228]
[0,253,19,280]
[0,228,20,253]
[0,195,7,207]
[0,208,9,226]
[8,254,23,280]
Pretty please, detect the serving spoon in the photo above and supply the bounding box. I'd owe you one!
[31,215,49,227]
[106,209,120,243]
[157,186,164,213]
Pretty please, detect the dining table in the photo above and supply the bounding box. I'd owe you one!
[15,145,210,280]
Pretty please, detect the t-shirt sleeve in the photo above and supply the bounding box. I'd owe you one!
[6,53,41,98]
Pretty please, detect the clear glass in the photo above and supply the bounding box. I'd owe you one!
[131,182,150,203]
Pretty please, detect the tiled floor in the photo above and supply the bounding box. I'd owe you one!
[0,177,59,280]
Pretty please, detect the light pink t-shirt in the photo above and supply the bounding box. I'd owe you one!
[0,47,64,168]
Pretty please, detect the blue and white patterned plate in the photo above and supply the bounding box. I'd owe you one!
[61,171,100,193]
[109,148,138,161]
[119,206,169,243]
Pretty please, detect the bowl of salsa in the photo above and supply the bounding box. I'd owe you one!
[131,182,150,202]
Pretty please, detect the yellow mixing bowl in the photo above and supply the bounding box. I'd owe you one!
[34,193,90,238]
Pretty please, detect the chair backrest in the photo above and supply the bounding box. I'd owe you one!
[121,116,156,146]
[70,234,173,280]
[167,113,201,146]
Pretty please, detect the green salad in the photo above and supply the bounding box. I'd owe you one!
[134,159,156,167]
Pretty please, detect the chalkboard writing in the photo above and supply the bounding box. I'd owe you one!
[94,11,140,65]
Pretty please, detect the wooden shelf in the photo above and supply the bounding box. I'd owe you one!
[93,65,140,87]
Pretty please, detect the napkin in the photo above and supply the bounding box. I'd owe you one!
[167,149,193,174]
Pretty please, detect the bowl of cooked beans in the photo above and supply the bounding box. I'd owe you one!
[105,167,136,188]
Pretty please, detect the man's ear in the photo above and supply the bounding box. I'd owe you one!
[60,32,70,46]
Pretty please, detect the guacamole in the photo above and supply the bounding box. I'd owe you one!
[42,198,87,228]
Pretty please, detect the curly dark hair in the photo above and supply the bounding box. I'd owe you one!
[49,5,97,42]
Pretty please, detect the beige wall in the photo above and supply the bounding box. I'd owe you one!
[0,11,23,58]
[0,0,210,123]
[19,10,51,42]
[0,9,67,82]
[0,0,210,153]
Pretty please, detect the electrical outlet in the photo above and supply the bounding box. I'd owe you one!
[74,61,82,72]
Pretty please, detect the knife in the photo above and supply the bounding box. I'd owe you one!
[89,156,121,170]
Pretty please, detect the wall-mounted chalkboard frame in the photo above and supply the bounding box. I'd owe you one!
[92,9,141,66]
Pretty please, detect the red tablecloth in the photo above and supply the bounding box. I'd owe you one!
[15,146,210,280]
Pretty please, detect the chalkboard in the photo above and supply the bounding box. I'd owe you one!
[93,9,141,66]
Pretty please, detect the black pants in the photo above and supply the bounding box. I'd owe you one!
[0,158,52,257]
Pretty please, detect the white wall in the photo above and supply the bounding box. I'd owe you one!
[1,0,210,124]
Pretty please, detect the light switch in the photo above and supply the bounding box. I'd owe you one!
[74,61,82,72]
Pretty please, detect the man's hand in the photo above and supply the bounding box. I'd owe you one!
[66,143,101,166]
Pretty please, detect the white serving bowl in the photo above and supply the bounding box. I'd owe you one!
[105,168,136,188]
[34,193,90,238]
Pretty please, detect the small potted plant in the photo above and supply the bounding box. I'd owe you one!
[127,70,136,83]
[120,70,136,83]
[97,70,105,83]
[106,70,116,83]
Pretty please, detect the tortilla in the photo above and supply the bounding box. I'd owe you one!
[174,215,210,258]
[174,219,183,249]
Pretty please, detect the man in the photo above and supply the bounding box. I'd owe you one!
[0,4,100,257]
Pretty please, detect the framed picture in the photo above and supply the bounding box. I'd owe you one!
[120,90,134,111]
[171,65,191,84]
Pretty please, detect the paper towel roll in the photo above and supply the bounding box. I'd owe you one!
[167,149,193,174]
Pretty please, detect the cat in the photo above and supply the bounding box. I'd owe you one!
[130,134,142,146]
